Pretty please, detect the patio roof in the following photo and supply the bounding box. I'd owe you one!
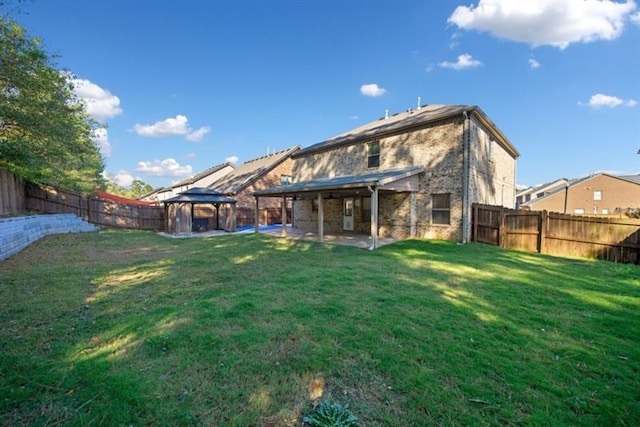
[252,166,425,197]
[163,187,236,204]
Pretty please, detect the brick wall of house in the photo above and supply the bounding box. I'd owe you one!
[526,174,640,214]
[468,120,517,208]
[234,158,294,210]
[292,115,516,241]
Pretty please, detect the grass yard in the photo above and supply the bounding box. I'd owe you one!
[0,230,639,426]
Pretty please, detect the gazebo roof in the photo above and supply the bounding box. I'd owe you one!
[163,187,236,204]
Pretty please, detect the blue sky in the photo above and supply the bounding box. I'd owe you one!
[13,0,640,189]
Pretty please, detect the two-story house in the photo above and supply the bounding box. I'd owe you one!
[253,104,519,248]
[520,173,640,215]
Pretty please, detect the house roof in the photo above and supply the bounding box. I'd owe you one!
[163,187,236,204]
[210,145,301,195]
[171,162,233,189]
[295,104,519,159]
[253,166,425,197]
[521,172,640,206]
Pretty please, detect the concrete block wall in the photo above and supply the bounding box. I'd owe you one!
[0,214,98,261]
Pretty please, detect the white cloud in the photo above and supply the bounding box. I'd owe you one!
[134,115,190,137]
[448,0,637,50]
[184,152,197,160]
[186,126,211,142]
[360,83,386,97]
[579,93,638,108]
[631,11,640,24]
[134,115,211,141]
[348,115,359,120]
[528,58,541,69]
[92,128,112,157]
[225,155,239,164]
[135,158,193,177]
[439,53,483,70]
[71,78,123,120]
[103,170,135,187]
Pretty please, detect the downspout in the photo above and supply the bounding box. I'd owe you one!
[461,111,470,244]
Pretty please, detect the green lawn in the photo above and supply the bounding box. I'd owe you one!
[0,230,638,426]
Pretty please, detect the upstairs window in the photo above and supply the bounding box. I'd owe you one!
[594,190,602,201]
[367,140,380,168]
[281,175,292,185]
[432,193,451,225]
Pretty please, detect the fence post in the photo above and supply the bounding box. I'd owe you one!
[537,210,546,254]
[498,207,506,248]
[472,204,478,242]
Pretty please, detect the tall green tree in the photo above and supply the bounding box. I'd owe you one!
[0,17,105,192]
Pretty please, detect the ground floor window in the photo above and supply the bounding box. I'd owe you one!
[432,193,451,225]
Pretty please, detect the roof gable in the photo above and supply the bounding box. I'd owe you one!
[210,145,301,194]
[171,162,233,189]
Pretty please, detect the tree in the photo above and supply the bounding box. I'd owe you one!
[0,17,105,192]
[105,179,153,199]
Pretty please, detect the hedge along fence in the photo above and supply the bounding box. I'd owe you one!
[472,203,640,264]
[25,182,165,231]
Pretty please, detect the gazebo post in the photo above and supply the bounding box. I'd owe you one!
[215,203,220,230]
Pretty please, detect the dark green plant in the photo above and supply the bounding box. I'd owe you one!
[303,400,358,427]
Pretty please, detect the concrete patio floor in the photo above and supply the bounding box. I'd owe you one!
[159,224,399,249]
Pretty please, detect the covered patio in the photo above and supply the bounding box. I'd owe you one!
[252,166,424,250]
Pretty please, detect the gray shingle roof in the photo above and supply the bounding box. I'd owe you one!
[210,145,301,194]
[295,104,519,158]
[171,162,232,189]
[163,187,236,204]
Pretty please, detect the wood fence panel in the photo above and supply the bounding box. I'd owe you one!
[0,169,26,215]
[24,183,164,230]
[472,203,640,264]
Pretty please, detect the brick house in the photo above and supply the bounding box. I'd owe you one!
[209,145,301,227]
[254,104,519,248]
[515,178,568,209]
[140,162,234,202]
[520,173,640,215]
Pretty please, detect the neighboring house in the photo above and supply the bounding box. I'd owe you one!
[139,162,234,202]
[520,172,640,215]
[207,145,301,227]
[515,178,568,209]
[254,104,520,247]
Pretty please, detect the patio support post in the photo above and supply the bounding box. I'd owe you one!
[254,197,260,233]
[410,192,417,237]
[317,192,324,242]
[281,196,287,236]
[370,186,378,250]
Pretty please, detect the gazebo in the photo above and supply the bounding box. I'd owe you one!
[163,187,237,234]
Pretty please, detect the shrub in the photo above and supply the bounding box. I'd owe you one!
[303,400,358,427]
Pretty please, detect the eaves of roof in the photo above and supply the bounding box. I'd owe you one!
[253,166,424,197]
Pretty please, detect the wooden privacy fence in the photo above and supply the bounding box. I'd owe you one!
[472,203,640,264]
[0,169,26,216]
[25,183,165,230]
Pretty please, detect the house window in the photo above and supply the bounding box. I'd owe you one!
[361,197,371,222]
[602,208,609,215]
[574,208,585,214]
[594,190,602,201]
[367,140,380,168]
[281,175,292,184]
[432,193,451,225]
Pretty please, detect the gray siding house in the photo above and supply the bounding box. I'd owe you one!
[254,104,519,248]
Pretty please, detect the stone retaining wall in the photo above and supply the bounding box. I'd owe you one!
[0,214,98,262]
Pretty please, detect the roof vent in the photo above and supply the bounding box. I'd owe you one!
[417,96,421,109]
[384,109,389,119]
